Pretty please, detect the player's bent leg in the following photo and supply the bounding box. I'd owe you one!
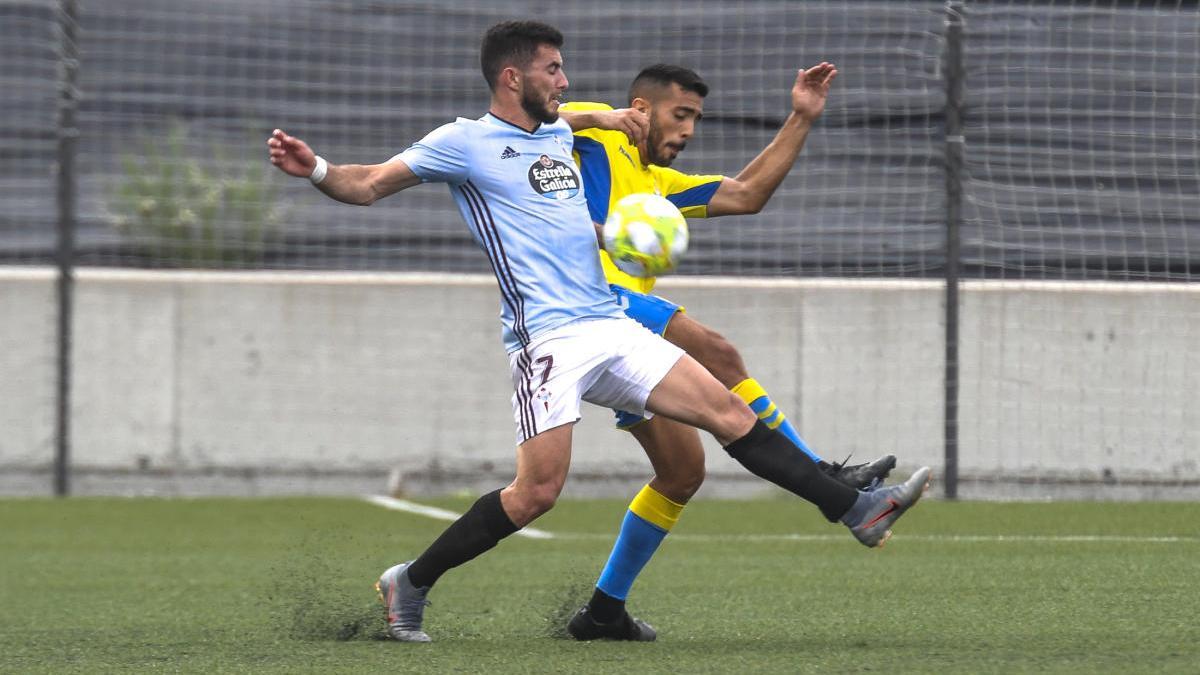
[381,424,573,641]
[645,355,861,521]
[629,324,925,547]
[664,313,823,462]
[663,312,895,490]
[643,352,755,445]
[723,423,928,542]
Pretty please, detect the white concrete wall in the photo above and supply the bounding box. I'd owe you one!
[959,281,1200,481]
[0,269,57,474]
[1,268,1196,497]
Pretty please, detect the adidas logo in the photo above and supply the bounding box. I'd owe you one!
[500,146,520,160]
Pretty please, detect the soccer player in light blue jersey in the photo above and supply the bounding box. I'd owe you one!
[267,20,931,643]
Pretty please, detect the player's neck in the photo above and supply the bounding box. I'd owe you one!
[633,143,651,169]
[488,100,540,134]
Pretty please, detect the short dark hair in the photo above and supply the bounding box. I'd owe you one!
[628,64,709,104]
[480,21,564,92]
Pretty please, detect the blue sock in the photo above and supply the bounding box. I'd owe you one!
[775,417,820,462]
[596,511,667,601]
[593,484,683,607]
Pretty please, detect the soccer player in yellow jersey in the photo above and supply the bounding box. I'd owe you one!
[558,64,904,639]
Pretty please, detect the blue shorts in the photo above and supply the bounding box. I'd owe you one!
[609,284,685,429]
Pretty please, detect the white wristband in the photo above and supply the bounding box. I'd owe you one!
[309,155,328,184]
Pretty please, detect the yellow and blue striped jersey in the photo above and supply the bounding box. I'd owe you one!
[563,101,723,293]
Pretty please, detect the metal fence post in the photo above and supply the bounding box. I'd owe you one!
[943,1,965,500]
[55,0,80,497]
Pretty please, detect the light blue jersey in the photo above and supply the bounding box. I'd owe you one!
[397,113,625,353]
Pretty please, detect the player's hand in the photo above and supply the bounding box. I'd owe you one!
[594,108,649,147]
[266,129,317,178]
[791,62,837,122]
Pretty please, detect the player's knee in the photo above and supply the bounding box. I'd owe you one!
[713,392,758,438]
[652,461,704,503]
[522,481,562,520]
[675,461,705,500]
[505,480,562,525]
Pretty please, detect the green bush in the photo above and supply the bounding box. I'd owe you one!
[111,123,281,267]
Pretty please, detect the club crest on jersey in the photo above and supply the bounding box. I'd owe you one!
[528,154,580,200]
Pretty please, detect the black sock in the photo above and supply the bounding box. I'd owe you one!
[724,420,858,522]
[406,489,519,588]
[587,587,625,624]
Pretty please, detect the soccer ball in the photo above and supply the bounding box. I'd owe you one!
[602,193,689,278]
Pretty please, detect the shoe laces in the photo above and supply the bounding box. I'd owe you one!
[394,586,432,629]
[829,453,855,473]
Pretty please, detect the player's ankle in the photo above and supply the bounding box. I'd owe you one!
[588,587,625,624]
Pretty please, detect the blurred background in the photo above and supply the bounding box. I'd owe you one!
[1,0,1197,499]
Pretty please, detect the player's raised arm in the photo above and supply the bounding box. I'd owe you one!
[562,107,649,147]
[707,62,837,217]
[266,128,420,206]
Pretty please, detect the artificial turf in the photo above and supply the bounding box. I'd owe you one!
[1,497,1197,673]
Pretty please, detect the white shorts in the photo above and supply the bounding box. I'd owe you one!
[508,317,685,445]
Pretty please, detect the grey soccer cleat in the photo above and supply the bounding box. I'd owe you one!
[823,454,898,491]
[842,466,932,548]
[375,561,432,642]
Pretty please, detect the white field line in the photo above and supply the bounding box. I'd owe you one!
[363,496,1197,545]
[362,495,554,539]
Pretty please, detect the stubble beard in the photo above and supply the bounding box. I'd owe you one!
[521,88,559,125]
[645,125,671,167]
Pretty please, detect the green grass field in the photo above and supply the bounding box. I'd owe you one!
[1,496,1198,673]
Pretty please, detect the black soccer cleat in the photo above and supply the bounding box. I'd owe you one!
[823,454,898,491]
[567,606,657,642]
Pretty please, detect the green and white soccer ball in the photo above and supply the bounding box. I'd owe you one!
[602,193,689,278]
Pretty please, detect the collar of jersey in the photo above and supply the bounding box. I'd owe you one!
[483,112,544,135]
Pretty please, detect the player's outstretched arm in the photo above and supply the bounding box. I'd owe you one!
[707,63,837,217]
[266,129,420,206]
[561,108,648,147]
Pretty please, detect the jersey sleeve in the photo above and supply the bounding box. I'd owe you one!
[560,100,614,136]
[651,165,724,218]
[563,102,617,225]
[392,121,470,185]
[572,136,614,225]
